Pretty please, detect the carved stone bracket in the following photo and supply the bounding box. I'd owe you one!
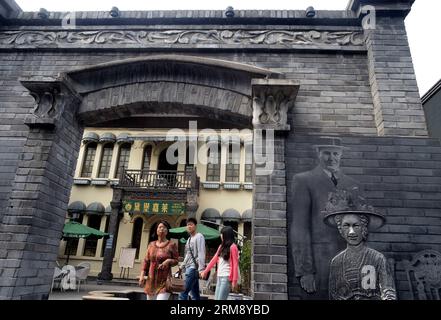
[20,76,82,129]
[251,79,300,131]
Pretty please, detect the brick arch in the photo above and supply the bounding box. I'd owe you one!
[62,54,281,126]
[7,55,295,300]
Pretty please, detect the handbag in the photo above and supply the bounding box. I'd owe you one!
[166,270,185,293]
[188,237,211,281]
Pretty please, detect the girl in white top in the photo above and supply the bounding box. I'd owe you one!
[201,226,239,300]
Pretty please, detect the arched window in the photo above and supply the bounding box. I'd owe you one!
[83,215,102,257]
[81,143,97,177]
[244,142,253,182]
[185,146,195,171]
[223,221,238,234]
[243,222,252,242]
[142,145,152,171]
[225,144,240,182]
[131,218,144,259]
[206,144,221,181]
[64,213,84,256]
[115,143,131,178]
[98,144,114,178]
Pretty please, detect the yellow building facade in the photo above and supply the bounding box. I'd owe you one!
[58,128,253,278]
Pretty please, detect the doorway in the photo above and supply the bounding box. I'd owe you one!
[157,147,178,187]
[131,218,144,259]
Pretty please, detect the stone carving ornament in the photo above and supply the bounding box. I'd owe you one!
[0,29,365,48]
[251,79,299,130]
[253,89,292,126]
[403,250,441,300]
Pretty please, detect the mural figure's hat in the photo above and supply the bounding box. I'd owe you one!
[313,136,348,152]
[322,188,385,230]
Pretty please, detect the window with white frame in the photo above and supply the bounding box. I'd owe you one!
[82,215,102,257]
[225,143,240,182]
[206,144,221,182]
[81,143,97,177]
[142,145,152,171]
[115,143,131,178]
[244,142,253,182]
[98,144,114,178]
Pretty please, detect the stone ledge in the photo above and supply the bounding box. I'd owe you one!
[24,115,55,129]
[90,178,109,186]
[202,182,220,189]
[11,10,358,24]
[73,178,90,185]
[223,182,241,190]
[243,183,254,190]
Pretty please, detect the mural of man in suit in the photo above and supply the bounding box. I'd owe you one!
[289,137,362,299]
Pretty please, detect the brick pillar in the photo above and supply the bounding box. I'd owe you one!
[251,79,299,300]
[0,78,82,299]
[252,133,289,299]
[350,0,428,136]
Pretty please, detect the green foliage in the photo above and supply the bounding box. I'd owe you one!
[239,239,251,295]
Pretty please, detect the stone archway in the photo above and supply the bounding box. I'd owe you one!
[1,54,299,299]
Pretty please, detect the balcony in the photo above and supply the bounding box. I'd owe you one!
[118,169,200,194]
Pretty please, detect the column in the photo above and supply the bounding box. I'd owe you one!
[98,188,122,281]
[251,79,299,300]
[0,77,82,299]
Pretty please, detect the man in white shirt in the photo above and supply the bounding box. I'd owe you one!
[288,137,362,299]
[179,217,206,300]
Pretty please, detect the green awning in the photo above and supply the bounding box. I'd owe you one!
[62,221,109,240]
[168,224,220,241]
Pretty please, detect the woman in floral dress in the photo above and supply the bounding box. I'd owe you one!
[138,220,179,300]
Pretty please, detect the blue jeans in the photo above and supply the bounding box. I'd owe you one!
[215,276,231,300]
[179,268,200,300]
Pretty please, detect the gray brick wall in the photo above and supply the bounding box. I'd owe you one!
[286,134,441,300]
[0,1,433,300]
[365,16,427,136]
[0,94,82,299]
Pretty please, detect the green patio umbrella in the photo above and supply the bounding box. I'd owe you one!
[62,221,109,264]
[168,224,220,241]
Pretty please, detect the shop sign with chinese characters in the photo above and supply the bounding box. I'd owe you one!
[123,199,185,215]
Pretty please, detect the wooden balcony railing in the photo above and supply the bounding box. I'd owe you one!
[119,169,199,192]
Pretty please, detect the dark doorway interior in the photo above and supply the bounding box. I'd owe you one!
[157,147,178,187]
[158,147,178,171]
[131,218,144,259]
[149,222,159,243]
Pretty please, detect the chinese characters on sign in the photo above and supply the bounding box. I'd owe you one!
[123,199,185,215]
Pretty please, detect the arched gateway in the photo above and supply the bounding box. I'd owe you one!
[2,54,299,299]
